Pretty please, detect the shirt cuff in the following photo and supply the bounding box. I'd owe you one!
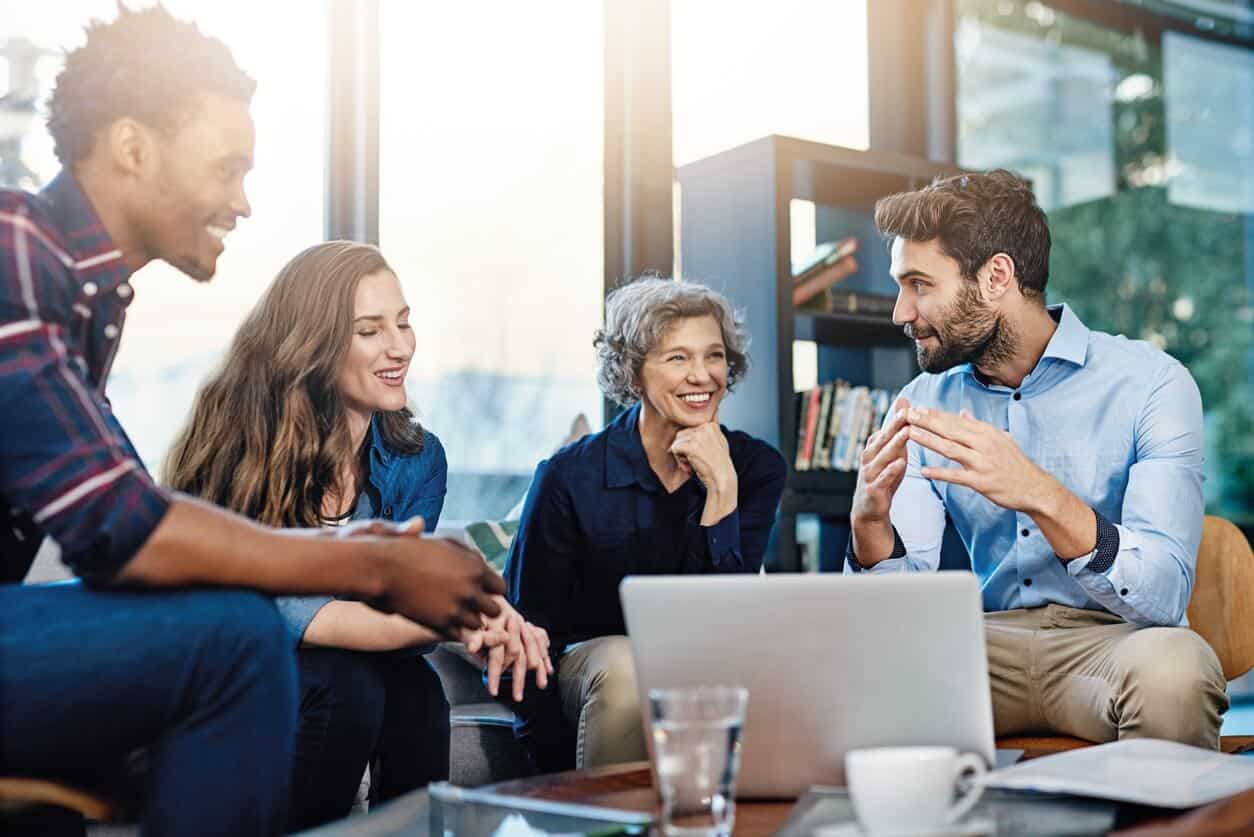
[61,475,173,584]
[273,595,335,647]
[845,526,908,572]
[704,509,742,569]
[1065,510,1120,574]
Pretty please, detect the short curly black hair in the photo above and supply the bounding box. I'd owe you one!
[47,3,256,166]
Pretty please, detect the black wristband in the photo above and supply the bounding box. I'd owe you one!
[1086,510,1120,574]
[846,526,907,571]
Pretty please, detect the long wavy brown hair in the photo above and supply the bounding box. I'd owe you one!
[163,240,425,527]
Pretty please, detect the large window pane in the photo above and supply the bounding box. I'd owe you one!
[0,0,328,469]
[956,0,1254,527]
[378,2,604,521]
[671,0,870,167]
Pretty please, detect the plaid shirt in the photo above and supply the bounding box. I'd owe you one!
[0,172,170,584]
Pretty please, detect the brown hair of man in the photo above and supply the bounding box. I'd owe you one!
[874,169,1051,300]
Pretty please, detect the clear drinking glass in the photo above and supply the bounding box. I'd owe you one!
[649,685,748,837]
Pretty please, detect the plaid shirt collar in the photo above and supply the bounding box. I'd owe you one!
[40,171,132,294]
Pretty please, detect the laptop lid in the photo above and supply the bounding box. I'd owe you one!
[620,572,995,798]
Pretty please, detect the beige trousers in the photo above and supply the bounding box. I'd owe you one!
[986,604,1229,749]
[557,635,648,768]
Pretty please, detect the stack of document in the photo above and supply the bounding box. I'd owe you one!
[979,739,1254,808]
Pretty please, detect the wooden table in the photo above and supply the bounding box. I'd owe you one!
[486,763,792,835]
[485,761,1254,836]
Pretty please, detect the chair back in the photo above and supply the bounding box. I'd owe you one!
[1187,516,1254,681]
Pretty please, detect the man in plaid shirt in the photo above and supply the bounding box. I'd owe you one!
[0,8,506,835]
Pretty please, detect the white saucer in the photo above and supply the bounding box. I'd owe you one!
[812,816,995,837]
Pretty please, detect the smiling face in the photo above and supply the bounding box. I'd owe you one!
[638,314,728,428]
[133,93,255,281]
[336,269,415,419]
[890,237,1002,373]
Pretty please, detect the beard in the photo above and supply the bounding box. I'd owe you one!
[905,280,1016,374]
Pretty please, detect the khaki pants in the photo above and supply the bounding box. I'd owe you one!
[986,605,1229,749]
[557,635,648,768]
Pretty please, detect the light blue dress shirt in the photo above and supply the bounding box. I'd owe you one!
[845,304,1204,628]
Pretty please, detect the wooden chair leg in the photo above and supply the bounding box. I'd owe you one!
[0,777,123,823]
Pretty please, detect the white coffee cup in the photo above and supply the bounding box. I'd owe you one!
[845,746,986,834]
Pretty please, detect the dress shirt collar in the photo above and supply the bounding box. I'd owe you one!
[942,302,1090,381]
[40,171,130,296]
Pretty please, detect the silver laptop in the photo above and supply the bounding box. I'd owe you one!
[619,572,996,798]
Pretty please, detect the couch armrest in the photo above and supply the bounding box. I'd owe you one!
[427,642,494,706]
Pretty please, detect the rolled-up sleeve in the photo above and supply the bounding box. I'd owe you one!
[1065,361,1202,627]
[0,212,169,582]
[274,595,333,646]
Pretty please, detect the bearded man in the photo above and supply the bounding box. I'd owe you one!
[846,169,1228,749]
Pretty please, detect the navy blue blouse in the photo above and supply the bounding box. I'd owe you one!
[505,403,786,658]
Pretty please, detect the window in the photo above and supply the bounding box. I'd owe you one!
[378,1,604,521]
[671,0,870,167]
[957,0,1254,528]
[0,0,328,469]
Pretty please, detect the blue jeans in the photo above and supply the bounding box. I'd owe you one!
[0,581,298,836]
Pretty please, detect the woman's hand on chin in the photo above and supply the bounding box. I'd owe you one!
[670,420,738,504]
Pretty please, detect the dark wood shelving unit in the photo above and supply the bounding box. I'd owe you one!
[677,135,962,572]
[793,311,907,348]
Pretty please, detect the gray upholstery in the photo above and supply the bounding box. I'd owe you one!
[426,644,533,786]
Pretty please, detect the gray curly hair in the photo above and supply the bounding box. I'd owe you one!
[593,277,750,406]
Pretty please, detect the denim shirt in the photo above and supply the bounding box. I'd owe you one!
[274,416,448,644]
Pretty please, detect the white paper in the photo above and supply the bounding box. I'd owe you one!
[978,739,1254,808]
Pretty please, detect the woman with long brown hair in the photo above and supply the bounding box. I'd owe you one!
[165,240,551,830]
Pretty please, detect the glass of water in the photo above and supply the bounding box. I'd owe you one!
[649,685,748,837]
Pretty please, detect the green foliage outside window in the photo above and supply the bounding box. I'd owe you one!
[959,0,1254,524]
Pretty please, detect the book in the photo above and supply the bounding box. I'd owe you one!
[811,383,835,469]
[796,386,822,471]
[828,290,898,318]
[792,237,859,310]
[820,380,850,471]
[830,386,864,471]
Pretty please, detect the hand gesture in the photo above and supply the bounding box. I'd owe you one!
[851,396,912,525]
[669,420,736,494]
[476,599,554,702]
[906,406,1052,512]
[371,534,505,635]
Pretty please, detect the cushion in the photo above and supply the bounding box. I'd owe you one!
[464,520,519,573]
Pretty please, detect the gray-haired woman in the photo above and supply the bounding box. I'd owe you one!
[504,276,787,771]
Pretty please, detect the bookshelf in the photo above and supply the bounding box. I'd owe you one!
[676,135,962,572]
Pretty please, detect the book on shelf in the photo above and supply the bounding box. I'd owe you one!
[827,290,898,318]
[795,381,895,474]
[820,380,850,467]
[811,383,835,468]
[794,386,822,472]
[792,237,859,310]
